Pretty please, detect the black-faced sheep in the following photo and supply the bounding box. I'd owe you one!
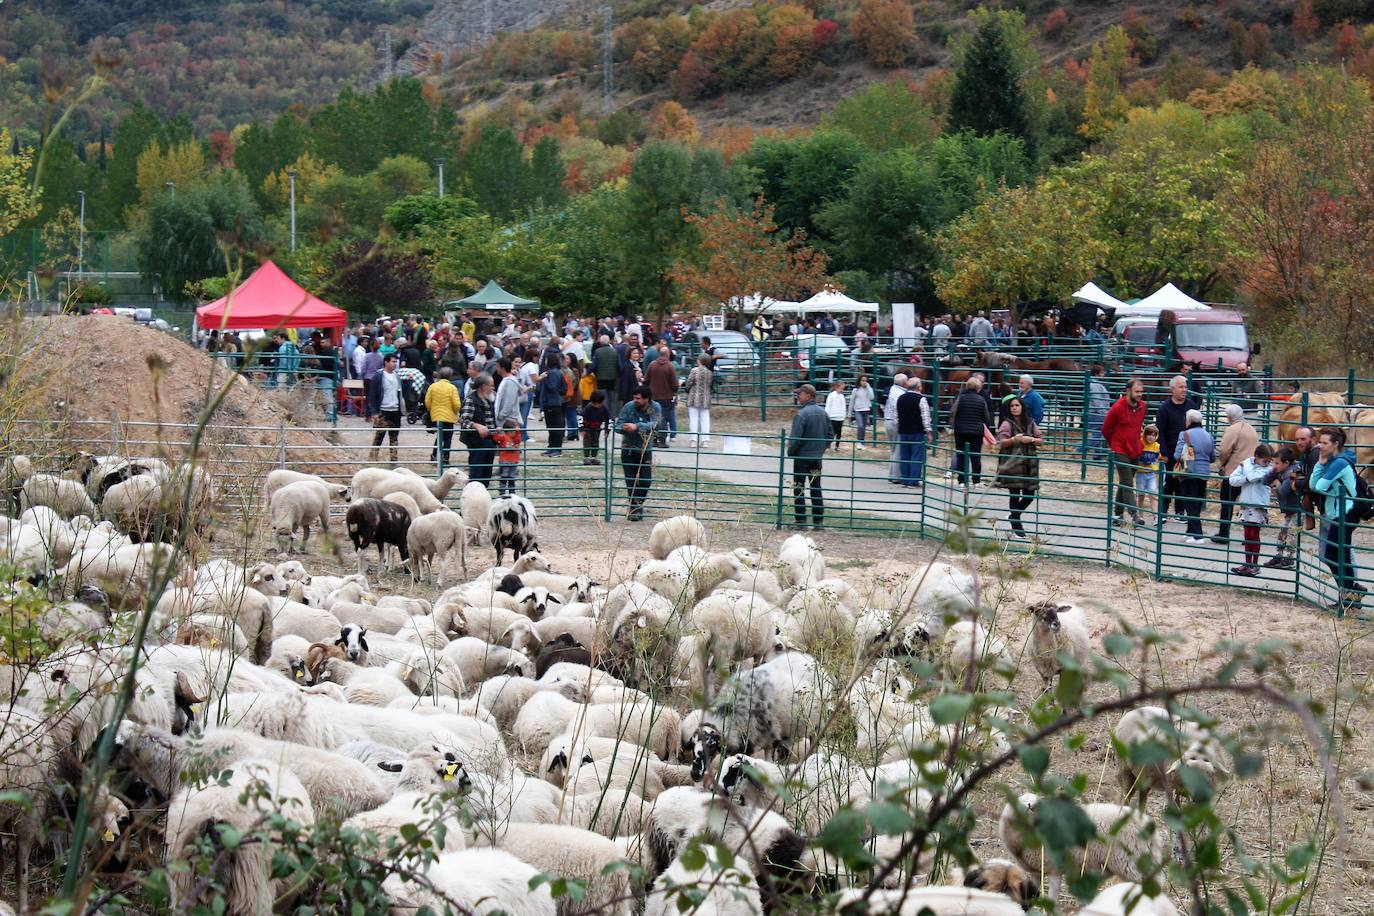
[485,495,538,566]
[345,498,412,576]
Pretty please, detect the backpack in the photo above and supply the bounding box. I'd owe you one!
[1332,456,1374,524]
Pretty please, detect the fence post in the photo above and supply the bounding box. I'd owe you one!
[1105,452,1116,560]
[774,430,787,529]
[277,418,286,469]
[1153,491,1164,580]
[758,351,767,424]
[1348,368,1357,405]
[1079,370,1091,481]
[603,428,614,522]
[1300,391,1310,429]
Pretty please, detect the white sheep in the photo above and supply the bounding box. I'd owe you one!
[382,848,555,916]
[513,690,585,755]
[316,657,414,706]
[268,596,343,643]
[941,620,1014,681]
[649,514,708,560]
[779,583,855,650]
[468,674,543,728]
[567,701,682,761]
[1112,706,1231,807]
[1026,601,1093,688]
[636,550,745,605]
[503,615,597,658]
[345,790,468,855]
[328,599,410,635]
[774,533,824,590]
[441,636,534,686]
[1080,882,1181,916]
[680,589,777,691]
[351,466,465,511]
[460,480,492,545]
[644,787,807,895]
[408,509,466,585]
[269,479,332,554]
[60,541,180,612]
[470,822,633,916]
[165,758,315,915]
[20,471,98,519]
[645,853,760,916]
[17,506,82,565]
[832,887,1024,916]
[382,489,423,521]
[263,468,350,505]
[889,560,978,644]
[688,651,828,780]
[452,604,529,644]
[999,794,1169,903]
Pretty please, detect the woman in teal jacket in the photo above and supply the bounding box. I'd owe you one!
[1310,426,1366,611]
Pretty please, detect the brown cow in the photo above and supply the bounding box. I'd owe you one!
[1275,392,1348,445]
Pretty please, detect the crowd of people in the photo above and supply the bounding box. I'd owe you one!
[197,309,1365,610]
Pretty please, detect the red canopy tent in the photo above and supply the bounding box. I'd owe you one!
[196,261,348,338]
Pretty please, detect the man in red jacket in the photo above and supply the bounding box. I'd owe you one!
[1101,377,1147,527]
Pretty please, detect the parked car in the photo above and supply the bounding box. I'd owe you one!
[1111,318,1161,362]
[778,333,849,375]
[677,329,758,374]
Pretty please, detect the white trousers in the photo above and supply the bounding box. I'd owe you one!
[688,406,711,442]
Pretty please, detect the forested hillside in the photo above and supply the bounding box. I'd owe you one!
[7,0,1374,370]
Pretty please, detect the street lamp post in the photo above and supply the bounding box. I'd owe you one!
[435,158,445,199]
[288,169,298,252]
[77,190,86,279]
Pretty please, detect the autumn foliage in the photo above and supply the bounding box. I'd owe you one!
[670,200,832,314]
[1043,9,1069,39]
[850,0,919,68]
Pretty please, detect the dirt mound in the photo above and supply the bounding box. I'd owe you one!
[24,315,338,462]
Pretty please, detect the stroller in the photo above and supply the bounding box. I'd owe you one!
[397,368,430,426]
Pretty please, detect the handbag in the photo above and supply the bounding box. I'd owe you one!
[982,425,997,448]
[1182,429,1196,465]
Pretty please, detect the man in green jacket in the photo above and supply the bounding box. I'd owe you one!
[789,384,831,529]
[592,335,621,416]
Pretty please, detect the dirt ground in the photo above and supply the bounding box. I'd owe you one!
[238,510,1374,914]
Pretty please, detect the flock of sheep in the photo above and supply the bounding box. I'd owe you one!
[0,452,1243,916]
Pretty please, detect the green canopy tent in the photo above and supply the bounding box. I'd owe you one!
[452,279,541,312]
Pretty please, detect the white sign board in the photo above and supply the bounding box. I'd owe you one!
[891,303,916,346]
[702,312,726,331]
[722,435,752,455]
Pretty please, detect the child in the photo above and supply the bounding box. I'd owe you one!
[1265,445,1301,570]
[491,420,523,497]
[1136,425,1162,515]
[851,375,874,450]
[580,390,611,466]
[825,380,847,450]
[1228,443,1274,577]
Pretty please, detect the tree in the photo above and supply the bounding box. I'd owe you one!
[0,129,39,237]
[817,149,941,300]
[616,142,733,323]
[235,113,310,208]
[850,0,918,68]
[935,177,1105,314]
[1079,26,1133,141]
[462,126,528,220]
[946,15,1038,160]
[259,153,342,212]
[134,140,207,205]
[310,79,455,175]
[823,81,938,151]
[133,172,264,302]
[648,101,701,143]
[527,137,566,211]
[103,102,169,224]
[384,194,480,237]
[739,131,866,241]
[324,240,432,313]
[670,200,832,318]
[1065,137,1242,298]
[426,214,567,302]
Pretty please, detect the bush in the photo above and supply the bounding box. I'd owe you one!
[70,281,112,305]
[1043,8,1069,39]
[851,0,919,68]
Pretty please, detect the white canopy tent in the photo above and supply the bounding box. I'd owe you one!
[791,289,880,315]
[1071,281,1130,311]
[1130,282,1211,313]
[726,293,800,314]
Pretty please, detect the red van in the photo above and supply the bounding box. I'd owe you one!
[1156,309,1252,370]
